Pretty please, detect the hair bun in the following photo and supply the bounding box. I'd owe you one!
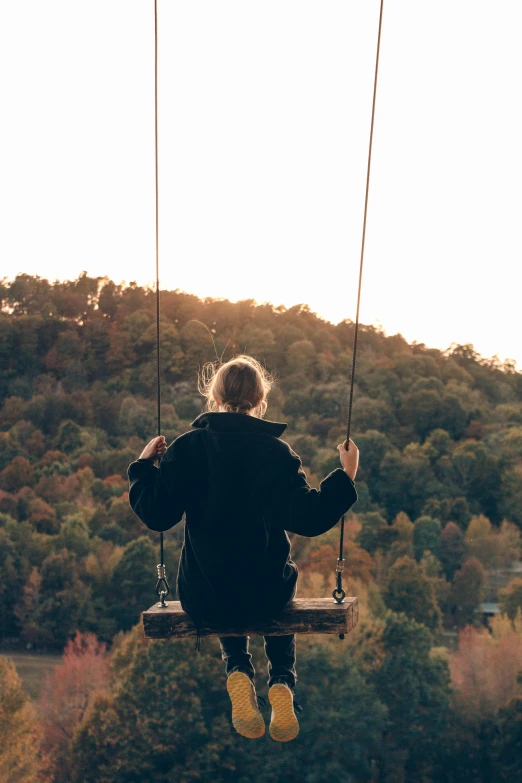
[224,398,253,412]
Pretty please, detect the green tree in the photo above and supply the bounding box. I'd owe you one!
[372,611,452,783]
[452,442,501,522]
[447,557,485,628]
[139,321,183,379]
[71,625,387,783]
[413,515,441,561]
[439,522,465,580]
[54,419,83,453]
[286,339,316,377]
[55,515,92,558]
[491,675,522,782]
[110,537,158,631]
[0,527,27,639]
[29,550,91,648]
[383,555,442,633]
[398,389,443,439]
[352,429,395,485]
[356,512,396,555]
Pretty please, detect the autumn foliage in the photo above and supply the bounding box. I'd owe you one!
[38,632,109,782]
[450,615,522,717]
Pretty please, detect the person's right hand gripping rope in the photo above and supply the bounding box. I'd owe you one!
[337,438,359,481]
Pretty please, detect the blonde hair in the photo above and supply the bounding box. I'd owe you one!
[198,355,274,417]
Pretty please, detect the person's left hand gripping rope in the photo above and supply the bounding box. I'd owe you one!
[139,435,167,462]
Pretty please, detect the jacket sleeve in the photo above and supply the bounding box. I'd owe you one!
[127,440,186,533]
[269,451,358,537]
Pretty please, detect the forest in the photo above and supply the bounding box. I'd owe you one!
[1,272,522,782]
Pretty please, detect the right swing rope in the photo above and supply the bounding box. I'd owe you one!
[333,0,385,632]
[153,0,170,609]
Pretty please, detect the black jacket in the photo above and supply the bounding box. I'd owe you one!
[128,411,357,634]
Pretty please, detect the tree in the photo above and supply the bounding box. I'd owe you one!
[498,578,522,622]
[440,522,465,580]
[423,496,472,529]
[109,537,158,631]
[383,555,442,633]
[465,515,500,570]
[27,550,92,648]
[398,389,443,439]
[70,625,387,783]
[452,442,501,523]
[54,419,83,453]
[0,456,34,492]
[372,611,452,782]
[497,521,522,568]
[377,444,442,521]
[491,675,522,782]
[413,515,441,561]
[449,624,522,718]
[387,511,415,563]
[237,325,276,363]
[356,512,396,555]
[286,339,316,376]
[305,542,374,586]
[447,558,485,628]
[39,631,109,783]
[14,567,47,646]
[55,515,92,557]
[499,468,522,528]
[0,656,43,783]
[0,526,27,640]
[352,429,395,485]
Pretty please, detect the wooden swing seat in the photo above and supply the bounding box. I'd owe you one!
[143,597,358,639]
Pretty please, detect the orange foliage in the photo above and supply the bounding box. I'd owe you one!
[0,489,17,517]
[449,623,522,717]
[0,656,43,783]
[103,474,126,488]
[304,541,374,585]
[38,632,109,782]
[34,473,67,505]
[76,453,94,470]
[0,456,35,492]
[36,450,68,467]
[305,544,337,581]
[27,496,58,534]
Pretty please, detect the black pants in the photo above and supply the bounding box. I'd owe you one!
[218,634,297,690]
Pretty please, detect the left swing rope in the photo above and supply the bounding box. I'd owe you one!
[153,0,170,608]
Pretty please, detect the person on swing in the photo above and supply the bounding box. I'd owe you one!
[128,355,359,742]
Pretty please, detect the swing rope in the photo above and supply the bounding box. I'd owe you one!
[154,0,170,608]
[151,0,385,617]
[333,0,384,634]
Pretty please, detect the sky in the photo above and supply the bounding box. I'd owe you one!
[1,1,521,368]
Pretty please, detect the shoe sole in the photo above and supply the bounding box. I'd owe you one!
[226,671,265,739]
[268,683,300,742]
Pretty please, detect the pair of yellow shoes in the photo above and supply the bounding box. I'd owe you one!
[226,670,300,742]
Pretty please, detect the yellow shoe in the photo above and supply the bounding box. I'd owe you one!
[268,681,300,742]
[226,671,265,739]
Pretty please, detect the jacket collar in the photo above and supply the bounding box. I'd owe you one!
[191,411,287,438]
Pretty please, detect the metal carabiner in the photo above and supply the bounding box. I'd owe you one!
[155,563,170,608]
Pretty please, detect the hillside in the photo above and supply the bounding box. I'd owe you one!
[1,272,522,782]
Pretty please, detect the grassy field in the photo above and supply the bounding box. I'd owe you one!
[1,651,61,700]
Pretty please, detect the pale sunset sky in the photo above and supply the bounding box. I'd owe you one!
[1,2,521,367]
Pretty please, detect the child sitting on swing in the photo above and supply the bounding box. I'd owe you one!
[128,355,359,742]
